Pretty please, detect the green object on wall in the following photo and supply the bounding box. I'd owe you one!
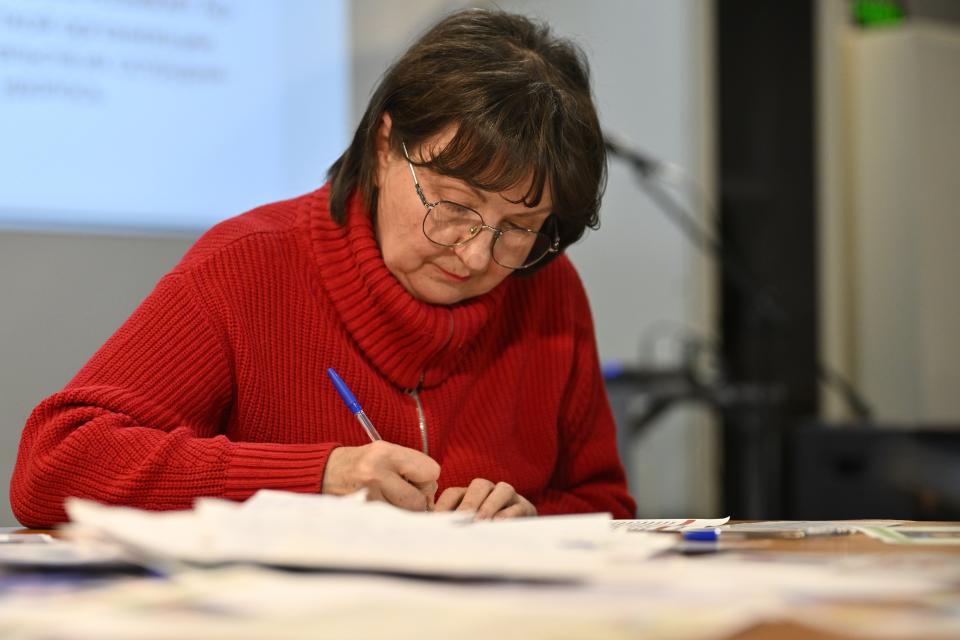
[853,0,904,27]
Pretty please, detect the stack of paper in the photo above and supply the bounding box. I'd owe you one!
[64,490,620,581]
[2,498,958,639]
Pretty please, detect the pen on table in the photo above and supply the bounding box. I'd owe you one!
[677,529,777,555]
[681,528,807,541]
[682,529,724,542]
[327,368,382,442]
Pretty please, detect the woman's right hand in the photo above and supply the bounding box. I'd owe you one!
[322,441,440,511]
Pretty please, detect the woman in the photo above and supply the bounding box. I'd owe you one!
[11,9,636,527]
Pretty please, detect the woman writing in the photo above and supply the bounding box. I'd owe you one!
[11,9,636,527]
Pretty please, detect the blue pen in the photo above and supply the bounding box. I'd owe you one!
[327,368,382,442]
[682,528,721,542]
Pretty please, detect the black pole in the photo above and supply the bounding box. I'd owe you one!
[715,1,818,518]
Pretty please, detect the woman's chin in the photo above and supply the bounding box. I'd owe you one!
[409,282,470,306]
[394,265,502,305]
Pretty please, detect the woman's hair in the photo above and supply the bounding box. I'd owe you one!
[327,8,606,274]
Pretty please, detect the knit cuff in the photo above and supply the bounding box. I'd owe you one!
[223,441,341,501]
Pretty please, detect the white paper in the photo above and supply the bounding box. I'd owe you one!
[612,517,730,532]
[721,520,909,537]
[0,532,53,544]
[857,525,960,545]
[0,539,133,568]
[65,490,616,581]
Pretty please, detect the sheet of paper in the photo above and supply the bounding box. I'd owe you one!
[612,517,730,531]
[0,539,136,569]
[0,533,53,544]
[858,526,960,545]
[722,520,909,537]
[64,490,616,581]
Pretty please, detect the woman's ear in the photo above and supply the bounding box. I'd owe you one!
[374,112,394,186]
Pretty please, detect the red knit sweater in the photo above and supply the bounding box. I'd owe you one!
[10,187,635,527]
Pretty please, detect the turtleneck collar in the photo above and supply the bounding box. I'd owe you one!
[305,185,510,390]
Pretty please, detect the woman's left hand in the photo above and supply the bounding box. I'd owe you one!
[435,478,537,519]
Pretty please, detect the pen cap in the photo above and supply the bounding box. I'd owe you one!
[327,368,362,414]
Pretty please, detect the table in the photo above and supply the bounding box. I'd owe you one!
[710,524,960,639]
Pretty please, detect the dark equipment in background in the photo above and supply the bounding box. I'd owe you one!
[791,424,960,520]
[606,116,873,522]
[605,1,870,520]
[606,1,959,520]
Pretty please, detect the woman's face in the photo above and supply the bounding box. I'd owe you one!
[374,119,553,306]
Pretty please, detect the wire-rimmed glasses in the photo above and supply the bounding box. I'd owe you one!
[401,142,559,270]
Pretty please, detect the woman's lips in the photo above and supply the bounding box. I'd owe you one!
[435,265,470,282]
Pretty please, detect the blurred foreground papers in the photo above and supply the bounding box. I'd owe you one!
[64,490,651,581]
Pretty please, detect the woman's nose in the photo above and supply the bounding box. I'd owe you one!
[454,230,495,272]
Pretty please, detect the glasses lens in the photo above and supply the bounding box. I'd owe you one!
[493,227,553,269]
[423,202,483,246]
[422,202,556,270]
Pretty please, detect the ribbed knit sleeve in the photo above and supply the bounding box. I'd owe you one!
[10,272,335,528]
[534,276,636,519]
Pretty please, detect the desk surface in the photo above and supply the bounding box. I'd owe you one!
[705,525,960,640]
[2,522,959,640]
[723,524,960,555]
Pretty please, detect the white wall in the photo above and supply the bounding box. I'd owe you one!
[0,1,715,524]
[0,233,195,526]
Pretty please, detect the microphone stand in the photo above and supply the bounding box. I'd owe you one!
[604,136,874,422]
[605,136,874,518]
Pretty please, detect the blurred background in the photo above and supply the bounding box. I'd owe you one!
[1,0,957,525]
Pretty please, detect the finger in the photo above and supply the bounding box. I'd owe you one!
[492,503,530,520]
[379,473,429,512]
[435,487,467,511]
[406,478,437,511]
[364,483,384,503]
[412,479,439,511]
[384,444,441,485]
[474,482,517,521]
[456,478,495,513]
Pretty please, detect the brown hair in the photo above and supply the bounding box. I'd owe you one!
[327,8,606,274]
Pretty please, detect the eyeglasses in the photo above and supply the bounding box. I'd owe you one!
[401,141,559,270]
